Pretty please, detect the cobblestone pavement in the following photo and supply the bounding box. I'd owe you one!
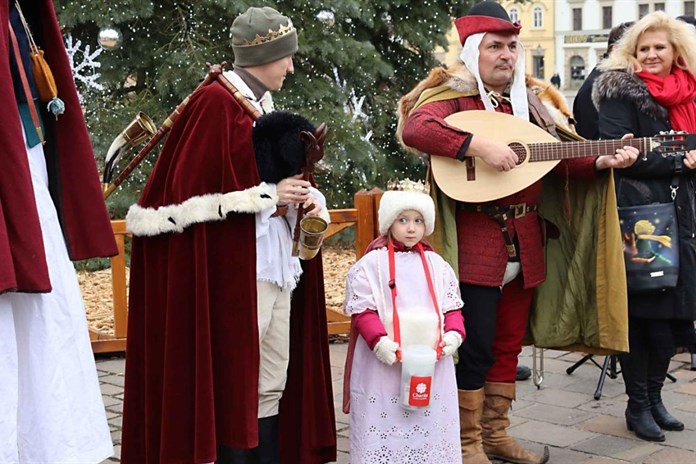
[98,345,696,463]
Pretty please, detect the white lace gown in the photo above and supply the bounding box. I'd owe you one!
[344,248,463,464]
[0,135,113,463]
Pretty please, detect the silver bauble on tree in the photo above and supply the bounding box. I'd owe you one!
[316,10,335,27]
[97,27,122,50]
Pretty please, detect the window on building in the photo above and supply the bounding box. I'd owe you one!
[639,4,649,18]
[509,7,519,23]
[602,6,612,29]
[570,55,586,83]
[572,8,582,31]
[533,7,543,28]
[686,1,695,16]
[654,3,665,11]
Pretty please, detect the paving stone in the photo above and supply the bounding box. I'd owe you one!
[544,445,606,464]
[641,447,696,463]
[101,395,121,408]
[508,419,597,447]
[674,380,696,396]
[672,368,696,382]
[108,415,123,429]
[93,343,696,463]
[660,428,696,451]
[610,440,662,462]
[100,374,125,387]
[577,414,634,440]
[577,397,626,418]
[572,434,656,460]
[514,403,595,426]
[106,402,123,414]
[100,382,123,396]
[95,358,126,375]
[336,434,350,453]
[577,457,628,463]
[523,386,593,408]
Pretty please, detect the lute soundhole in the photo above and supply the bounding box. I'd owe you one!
[509,142,527,164]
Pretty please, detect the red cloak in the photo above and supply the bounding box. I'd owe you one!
[121,80,336,463]
[0,0,117,295]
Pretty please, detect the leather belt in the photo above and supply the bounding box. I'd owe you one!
[459,203,538,258]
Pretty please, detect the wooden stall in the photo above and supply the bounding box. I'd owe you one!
[89,188,383,353]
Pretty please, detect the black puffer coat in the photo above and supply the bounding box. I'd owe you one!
[594,69,696,321]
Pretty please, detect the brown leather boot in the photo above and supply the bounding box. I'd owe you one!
[481,382,549,464]
[458,389,491,464]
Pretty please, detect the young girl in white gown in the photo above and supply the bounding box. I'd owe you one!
[343,186,466,464]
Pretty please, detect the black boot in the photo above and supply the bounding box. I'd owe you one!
[516,364,532,381]
[648,353,685,431]
[258,415,281,464]
[619,353,665,442]
[217,446,259,464]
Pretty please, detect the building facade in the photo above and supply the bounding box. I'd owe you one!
[501,0,557,83]
[555,0,695,90]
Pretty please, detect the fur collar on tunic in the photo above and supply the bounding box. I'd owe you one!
[592,70,668,122]
[396,62,574,150]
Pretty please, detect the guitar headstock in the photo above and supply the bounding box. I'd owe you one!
[653,131,696,157]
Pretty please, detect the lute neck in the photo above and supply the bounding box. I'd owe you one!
[529,138,651,162]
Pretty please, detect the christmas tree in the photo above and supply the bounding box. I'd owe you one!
[55,0,471,214]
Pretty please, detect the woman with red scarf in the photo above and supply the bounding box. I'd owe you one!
[594,11,696,443]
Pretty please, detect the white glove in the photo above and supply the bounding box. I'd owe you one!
[441,331,463,357]
[373,336,400,365]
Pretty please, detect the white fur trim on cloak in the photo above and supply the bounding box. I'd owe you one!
[126,182,278,237]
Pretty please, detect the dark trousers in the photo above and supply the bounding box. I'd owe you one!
[456,277,534,390]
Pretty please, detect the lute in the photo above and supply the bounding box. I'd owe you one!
[430,110,696,203]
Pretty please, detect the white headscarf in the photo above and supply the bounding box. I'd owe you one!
[459,32,529,121]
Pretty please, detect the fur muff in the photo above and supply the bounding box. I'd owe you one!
[253,111,315,183]
[592,70,668,122]
[396,62,576,153]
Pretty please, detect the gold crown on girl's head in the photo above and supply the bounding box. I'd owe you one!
[386,178,430,194]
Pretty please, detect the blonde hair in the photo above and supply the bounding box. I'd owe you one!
[600,11,696,74]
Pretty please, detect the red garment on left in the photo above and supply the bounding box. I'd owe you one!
[0,0,117,295]
[121,80,336,464]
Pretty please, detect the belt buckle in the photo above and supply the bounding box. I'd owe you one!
[513,203,526,219]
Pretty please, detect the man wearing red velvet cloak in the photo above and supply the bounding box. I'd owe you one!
[0,0,117,462]
[121,7,336,464]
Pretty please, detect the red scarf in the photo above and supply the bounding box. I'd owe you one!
[636,67,696,132]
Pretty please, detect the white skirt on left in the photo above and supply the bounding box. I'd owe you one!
[0,134,113,463]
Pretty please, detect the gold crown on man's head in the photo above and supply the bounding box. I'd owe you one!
[386,178,430,195]
[242,21,295,46]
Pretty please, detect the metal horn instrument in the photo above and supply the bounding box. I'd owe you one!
[291,123,329,260]
[101,62,262,200]
[102,112,157,194]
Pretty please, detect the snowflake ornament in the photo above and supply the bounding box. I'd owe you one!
[64,33,104,102]
[332,65,372,142]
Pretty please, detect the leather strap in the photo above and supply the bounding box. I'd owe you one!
[459,203,539,258]
[270,204,288,217]
[527,89,559,139]
[387,240,444,361]
[8,22,44,144]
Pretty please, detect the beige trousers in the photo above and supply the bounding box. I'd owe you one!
[256,280,292,418]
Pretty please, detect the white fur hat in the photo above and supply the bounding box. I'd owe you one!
[378,191,435,236]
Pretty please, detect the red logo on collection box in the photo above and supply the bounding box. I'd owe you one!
[408,375,432,407]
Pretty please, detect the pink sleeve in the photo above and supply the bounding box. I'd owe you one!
[444,310,465,339]
[352,310,388,350]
